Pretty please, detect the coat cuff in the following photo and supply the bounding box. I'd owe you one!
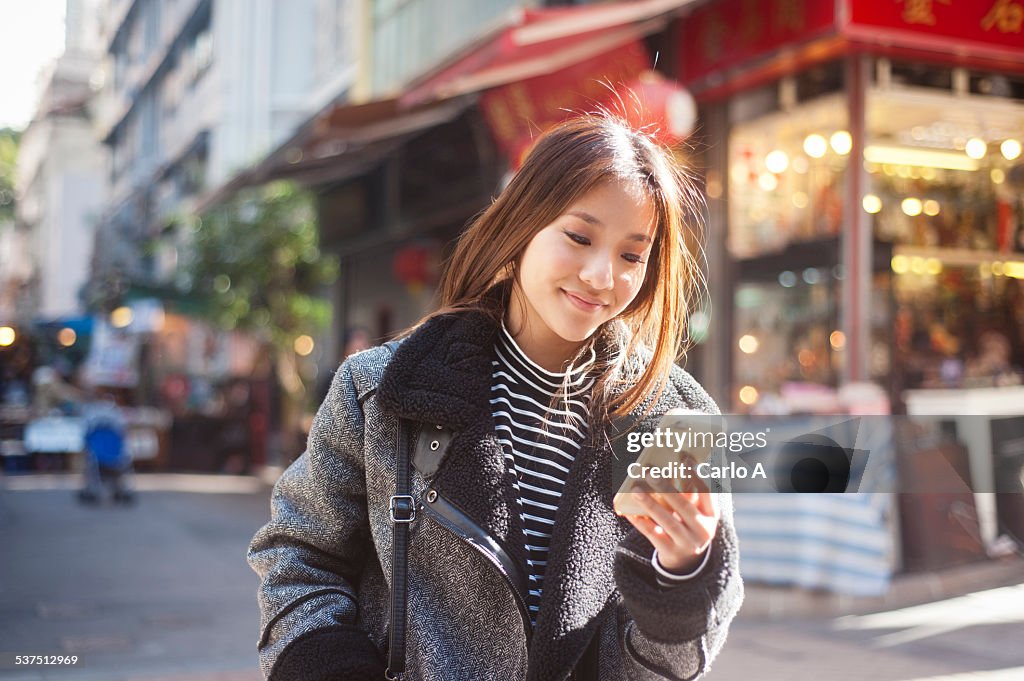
[268,625,386,681]
[652,546,710,587]
[614,526,729,644]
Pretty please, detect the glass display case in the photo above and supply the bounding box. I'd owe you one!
[728,91,851,411]
[728,93,850,260]
[727,66,1024,412]
[866,85,1024,393]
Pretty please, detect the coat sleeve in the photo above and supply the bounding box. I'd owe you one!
[611,368,744,680]
[247,358,386,681]
[613,492,743,680]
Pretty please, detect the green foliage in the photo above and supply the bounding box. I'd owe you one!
[0,128,20,223]
[181,180,339,356]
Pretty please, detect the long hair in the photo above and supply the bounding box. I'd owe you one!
[406,114,707,428]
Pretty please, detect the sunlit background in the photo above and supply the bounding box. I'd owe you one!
[1,1,1023,680]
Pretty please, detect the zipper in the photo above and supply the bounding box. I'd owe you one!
[418,493,533,645]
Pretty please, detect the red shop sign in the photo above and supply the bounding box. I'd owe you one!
[846,0,1024,57]
[479,40,650,164]
[679,0,837,84]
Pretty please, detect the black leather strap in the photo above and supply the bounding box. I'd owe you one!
[383,341,457,679]
[383,339,410,680]
[412,423,451,478]
[387,421,414,679]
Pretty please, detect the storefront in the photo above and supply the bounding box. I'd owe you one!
[675,0,1024,414]
[674,0,1024,582]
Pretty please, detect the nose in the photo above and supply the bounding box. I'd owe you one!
[578,250,614,291]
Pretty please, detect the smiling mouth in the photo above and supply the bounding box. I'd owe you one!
[562,289,606,311]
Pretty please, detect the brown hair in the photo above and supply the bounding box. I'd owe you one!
[406,114,707,427]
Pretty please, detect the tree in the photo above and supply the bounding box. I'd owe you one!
[0,128,20,223]
[181,180,338,460]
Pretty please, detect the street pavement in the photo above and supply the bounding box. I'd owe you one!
[706,585,1024,681]
[0,474,268,681]
[2,473,1023,681]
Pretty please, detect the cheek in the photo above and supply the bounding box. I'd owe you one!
[617,265,648,299]
[529,242,577,280]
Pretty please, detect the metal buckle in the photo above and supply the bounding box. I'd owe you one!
[390,495,417,524]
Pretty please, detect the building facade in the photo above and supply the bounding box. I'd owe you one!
[15,0,107,321]
[91,0,358,295]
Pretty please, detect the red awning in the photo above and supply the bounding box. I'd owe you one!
[399,0,702,108]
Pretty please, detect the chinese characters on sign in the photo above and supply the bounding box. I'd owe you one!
[981,0,1024,33]
[680,0,835,83]
[680,0,1022,90]
[848,0,1024,56]
[898,0,952,27]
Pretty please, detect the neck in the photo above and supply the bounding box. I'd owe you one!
[503,311,583,374]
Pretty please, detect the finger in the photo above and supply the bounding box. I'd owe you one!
[640,517,696,557]
[626,514,673,555]
[642,480,704,524]
[655,491,718,549]
[634,488,699,547]
[665,498,715,548]
[645,476,698,503]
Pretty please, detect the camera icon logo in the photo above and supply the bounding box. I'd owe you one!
[771,433,856,493]
[728,418,870,494]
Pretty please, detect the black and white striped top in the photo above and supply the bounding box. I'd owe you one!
[490,323,597,626]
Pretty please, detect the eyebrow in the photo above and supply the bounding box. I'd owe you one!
[566,210,653,244]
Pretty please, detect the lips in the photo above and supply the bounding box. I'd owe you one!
[562,289,607,312]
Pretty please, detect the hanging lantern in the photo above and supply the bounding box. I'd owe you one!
[392,242,440,293]
[615,71,697,145]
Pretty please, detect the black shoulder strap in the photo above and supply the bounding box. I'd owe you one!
[379,340,406,679]
[379,339,454,679]
[387,418,414,680]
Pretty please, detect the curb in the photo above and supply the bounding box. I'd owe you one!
[738,555,1024,620]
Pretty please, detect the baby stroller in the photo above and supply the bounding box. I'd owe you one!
[77,407,135,505]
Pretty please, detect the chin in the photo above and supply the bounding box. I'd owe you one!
[551,322,600,344]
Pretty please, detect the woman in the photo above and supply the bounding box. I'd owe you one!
[248,115,743,680]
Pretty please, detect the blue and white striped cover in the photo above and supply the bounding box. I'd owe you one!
[731,415,896,596]
[733,492,893,596]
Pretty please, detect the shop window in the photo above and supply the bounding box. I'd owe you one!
[727,87,853,411]
[727,93,849,259]
[732,249,844,411]
[865,87,1024,392]
[865,88,1024,252]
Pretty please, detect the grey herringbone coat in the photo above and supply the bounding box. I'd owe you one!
[247,310,743,681]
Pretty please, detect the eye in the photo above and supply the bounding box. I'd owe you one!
[622,253,646,264]
[563,230,590,246]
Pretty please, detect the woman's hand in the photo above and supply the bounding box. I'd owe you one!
[623,472,721,574]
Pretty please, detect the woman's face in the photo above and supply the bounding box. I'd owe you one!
[507,179,657,369]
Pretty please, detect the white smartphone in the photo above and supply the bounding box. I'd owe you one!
[613,409,724,517]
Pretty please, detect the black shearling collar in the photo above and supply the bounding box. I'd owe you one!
[378,310,500,431]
